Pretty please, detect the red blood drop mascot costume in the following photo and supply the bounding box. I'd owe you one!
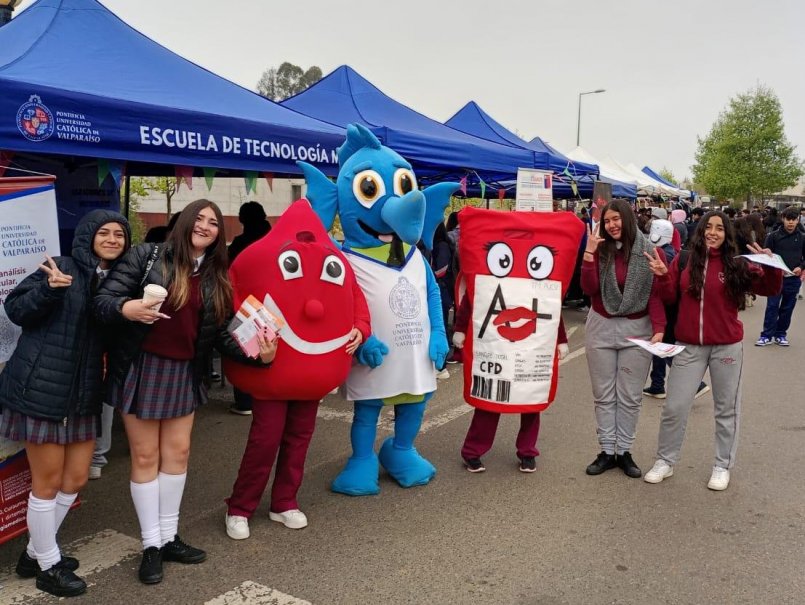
[223,200,371,536]
[456,207,584,472]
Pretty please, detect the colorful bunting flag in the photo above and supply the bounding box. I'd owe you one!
[498,187,506,201]
[479,179,486,200]
[107,160,124,188]
[244,171,258,194]
[262,172,274,192]
[175,166,193,190]
[0,151,15,178]
[459,176,467,196]
[203,168,217,190]
[97,159,110,186]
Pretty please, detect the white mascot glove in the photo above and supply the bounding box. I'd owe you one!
[557,343,569,360]
[452,332,466,349]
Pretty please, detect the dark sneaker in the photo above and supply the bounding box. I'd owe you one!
[446,349,463,364]
[138,546,163,584]
[16,551,79,578]
[161,534,207,564]
[585,451,617,475]
[464,457,486,473]
[35,560,86,597]
[642,386,666,399]
[774,336,790,347]
[518,456,537,473]
[694,382,711,399]
[617,451,642,478]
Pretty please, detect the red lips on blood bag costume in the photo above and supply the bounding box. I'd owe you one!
[458,207,584,414]
[223,200,369,401]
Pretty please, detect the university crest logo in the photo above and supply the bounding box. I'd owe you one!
[17,95,54,142]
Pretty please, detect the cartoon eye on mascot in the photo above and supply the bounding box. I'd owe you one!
[223,200,372,530]
[299,123,459,496]
[454,207,584,469]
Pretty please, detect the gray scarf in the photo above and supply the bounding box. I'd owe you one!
[599,231,654,316]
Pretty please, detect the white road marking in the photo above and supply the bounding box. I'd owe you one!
[567,325,579,339]
[0,529,140,603]
[205,581,312,605]
[559,346,587,365]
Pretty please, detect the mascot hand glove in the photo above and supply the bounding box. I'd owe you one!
[452,332,466,349]
[355,335,389,369]
[558,343,569,360]
[429,332,449,370]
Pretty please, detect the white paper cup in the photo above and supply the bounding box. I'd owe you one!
[142,284,168,322]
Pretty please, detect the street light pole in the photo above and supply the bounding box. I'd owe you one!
[576,88,606,147]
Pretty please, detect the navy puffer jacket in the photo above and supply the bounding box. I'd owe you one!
[0,209,130,421]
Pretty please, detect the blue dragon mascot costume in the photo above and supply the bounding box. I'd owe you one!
[299,123,458,496]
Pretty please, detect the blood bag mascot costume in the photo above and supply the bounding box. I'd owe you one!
[223,200,372,536]
[298,124,458,496]
[455,207,584,471]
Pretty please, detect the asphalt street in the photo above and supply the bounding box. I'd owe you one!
[1,301,803,605]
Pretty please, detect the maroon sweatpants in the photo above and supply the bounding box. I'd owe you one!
[226,399,318,518]
[461,408,541,460]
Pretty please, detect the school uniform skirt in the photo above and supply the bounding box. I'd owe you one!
[110,351,207,420]
[0,410,99,445]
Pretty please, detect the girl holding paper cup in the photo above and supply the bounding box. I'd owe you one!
[94,199,274,586]
[0,210,130,598]
[643,210,782,490]
[581,199,667,480]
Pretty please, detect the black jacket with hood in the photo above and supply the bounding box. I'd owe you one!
[0,209,131,422]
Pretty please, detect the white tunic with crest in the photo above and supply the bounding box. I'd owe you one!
[343,247,436,401]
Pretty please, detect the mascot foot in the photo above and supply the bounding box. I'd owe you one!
[378,437,436,488]
[331,455,380,496]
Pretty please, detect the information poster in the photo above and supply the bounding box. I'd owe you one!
[0,176,61,545]
[515,168,553,212]
[0,177,60,362]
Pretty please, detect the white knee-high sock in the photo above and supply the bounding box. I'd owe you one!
[158,471,186,545]
[130,479,161,549]
[54,490,78,532]
[26,494,61,570]
[28,490,78,558]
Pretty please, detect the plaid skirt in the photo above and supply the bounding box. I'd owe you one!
[0,409,99,445]
[110,352,207,420]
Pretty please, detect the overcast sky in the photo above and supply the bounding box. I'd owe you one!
[16,0,805,182]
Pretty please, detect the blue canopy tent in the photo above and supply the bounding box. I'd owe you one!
[281,66,537,184]
[642,166,692,200]
[0,0,345,176]
[444,102,635,199]
[445,101,598,178]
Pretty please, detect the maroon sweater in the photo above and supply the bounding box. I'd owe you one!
[142,275,202,360]
[659,247,782,345]
[581,249,666,334]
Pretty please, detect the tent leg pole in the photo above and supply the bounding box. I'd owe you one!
[124,174,131,218]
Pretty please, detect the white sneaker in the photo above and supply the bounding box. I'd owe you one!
[269,509,308,529]
[436,368,450,380]
[644,460,674,484]
[88,466,102,480]
[225,514,250,540]
[707,466,730,491]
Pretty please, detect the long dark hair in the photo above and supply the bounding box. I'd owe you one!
[166,199,232,325]
[598,199,638,268]
[746,212,766,245]
[687,211,752,310]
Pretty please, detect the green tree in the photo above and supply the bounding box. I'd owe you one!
[121,178,149,244]
[692,85,803,203]
[659,167,677,185]
[256,62,323,101]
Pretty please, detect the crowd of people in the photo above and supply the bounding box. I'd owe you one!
[0,195,802,598]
